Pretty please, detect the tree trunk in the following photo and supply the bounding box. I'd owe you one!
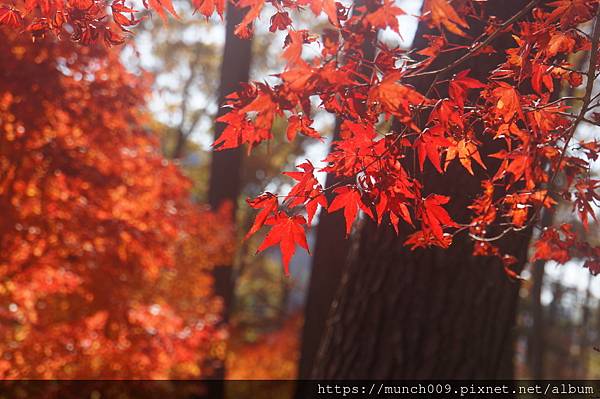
[207,0,253,383]
[528,208,554,379]
[297,120,352,380]
[171,128,187,160]
[312,0,530,379]
[529,256,546,379]
[297,0,377,381]
[209,3,252,217]
[578,274,593,378]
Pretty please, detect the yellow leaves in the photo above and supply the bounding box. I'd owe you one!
[422,0,469,37]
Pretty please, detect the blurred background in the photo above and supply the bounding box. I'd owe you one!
[0,0,599,390]
[127,0,600,380]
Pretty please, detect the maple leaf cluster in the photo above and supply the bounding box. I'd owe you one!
[3,0,599,276]
[207,0,600,275]
[0,31,234,378]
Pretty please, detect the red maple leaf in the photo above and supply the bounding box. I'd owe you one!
[192,0,225,18]
[269,11,292,32]
[245,193,279,239]
[420,194,458,242]
[547,0,594,28]
[328,186,373,236]
[286,115,322,141]
[449,70,484,108]
[445,139,487,175]
[422,0,469,37]
[283,161,319,208]
[415,126,452,173]
[364,0,405,33]
[257,212,309,275]
[490,82,524,122]
[0,6,23,28]
[309,0,339,26]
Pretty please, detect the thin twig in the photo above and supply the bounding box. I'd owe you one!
[549,6,600,187]
[407,0,542,79]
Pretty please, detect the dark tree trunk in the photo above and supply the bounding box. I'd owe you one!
[207,0,252,385]
[171,129,187,160]
[313,220,530,379]
[297,120,352,380]
[529,256,546,379]
[297,0,377,381]
[209,3,252,217]
[312,0,531,379]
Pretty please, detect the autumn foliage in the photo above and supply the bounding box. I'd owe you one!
[2,0,599,274]
[226,313,302,380]
[207,0,600,276]
[0,30,233,378]
[1,0,600,379]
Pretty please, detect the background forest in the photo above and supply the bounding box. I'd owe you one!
[1,0,600,395]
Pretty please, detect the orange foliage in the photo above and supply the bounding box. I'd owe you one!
[226,313,302,380]
[0,31,233,379]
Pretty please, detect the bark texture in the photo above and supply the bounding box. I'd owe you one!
[313,218,530,379]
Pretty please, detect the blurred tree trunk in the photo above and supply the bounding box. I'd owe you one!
[297,0,377,381]
[528,208,554,379]
[171,51,201,159]
[578,274,593,377]
[529,256,547,379]
[546,278,565,377]
[208,0,253,382]
[297,119,351,381]
[312,0,532,379]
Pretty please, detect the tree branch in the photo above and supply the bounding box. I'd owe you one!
[550,6,600,186]
[408,0,542,79]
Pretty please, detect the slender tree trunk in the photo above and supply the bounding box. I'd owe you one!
[529,257,547,379]
[209,3,252,217]
[528,209,554,379]
[546,278,564,377]
[297,0,377,381]
[207,0,253,383]
[578,274,593,378]
[172,129,187,160]
[312,0,531,379]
